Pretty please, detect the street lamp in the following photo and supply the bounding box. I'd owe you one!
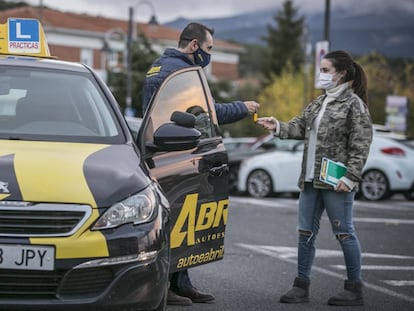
[125,1,158,117]
[101,28,126,83]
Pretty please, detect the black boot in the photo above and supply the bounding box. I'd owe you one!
[328,280,364,306]
[174,286,215,303]
[167,289,192,306]
[280,277,310,303]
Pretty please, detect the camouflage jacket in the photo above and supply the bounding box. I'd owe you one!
[279,86,373,190]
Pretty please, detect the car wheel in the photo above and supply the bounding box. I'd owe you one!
[246,169,273,198]
[360,169,390,201]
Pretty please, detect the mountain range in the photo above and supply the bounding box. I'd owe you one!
[165,6,414,59]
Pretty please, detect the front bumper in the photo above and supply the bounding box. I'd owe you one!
[0,245,169,310]
[0,201,170,311]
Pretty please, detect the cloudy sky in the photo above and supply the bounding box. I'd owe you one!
[15,0,414,23]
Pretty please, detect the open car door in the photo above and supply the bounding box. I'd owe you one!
[138,67,229,273]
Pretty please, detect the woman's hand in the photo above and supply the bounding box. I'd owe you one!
[335,180,351,192]
[256,116,277,131]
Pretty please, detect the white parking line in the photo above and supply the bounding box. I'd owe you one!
[382,280,414,286]
[230,196,414,212]
[332,265,414,271]
[236,243,414,303]
[230,197,414,225]
[352,217,414,225]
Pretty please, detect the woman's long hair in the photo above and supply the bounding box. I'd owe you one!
[324,50,368,105]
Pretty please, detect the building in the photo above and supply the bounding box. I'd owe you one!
[0,6,244,82]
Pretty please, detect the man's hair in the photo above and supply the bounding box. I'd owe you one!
[178,22,214,48]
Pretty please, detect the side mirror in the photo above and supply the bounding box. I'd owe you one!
[150,111,201,151]
[170,111,195,128]
[153,123,201,151]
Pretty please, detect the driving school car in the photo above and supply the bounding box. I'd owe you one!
[0,18,230,311]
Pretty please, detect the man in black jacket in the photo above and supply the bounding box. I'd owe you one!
[142,22,259,306]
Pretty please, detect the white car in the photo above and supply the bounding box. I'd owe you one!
[361,135,414,200]
[237,140,304,197]
[237,135,414,201]
[223,137,256,152]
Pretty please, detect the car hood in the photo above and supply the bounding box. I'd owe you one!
[0,140,149,207]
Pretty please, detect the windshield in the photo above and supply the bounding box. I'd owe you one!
[0,66,124,143]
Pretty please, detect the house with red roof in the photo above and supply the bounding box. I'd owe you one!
[0,6,244,82]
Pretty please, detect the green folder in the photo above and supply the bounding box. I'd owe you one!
[319,157,347,186]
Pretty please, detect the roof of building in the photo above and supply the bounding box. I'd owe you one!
[0,6,244,52]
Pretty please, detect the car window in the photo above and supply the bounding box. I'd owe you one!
[145,70,213,142]
[0,67,123,143]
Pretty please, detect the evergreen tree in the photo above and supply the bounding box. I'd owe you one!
[0,0,28,10]
[108,34,157,117]
[262,0,304,84]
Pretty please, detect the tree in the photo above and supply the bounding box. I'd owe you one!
[0,0,28,10]
[108,34,157,117]
[261,0,305,84]
[357,52,414,137]
[258,63,306,122]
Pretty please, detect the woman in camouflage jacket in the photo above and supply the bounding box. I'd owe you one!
[257,50,372,307]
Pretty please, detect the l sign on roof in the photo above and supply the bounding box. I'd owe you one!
[8,18,40,54]
[0,18,52,58]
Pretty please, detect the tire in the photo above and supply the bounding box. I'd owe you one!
[246,169,273,198]
[360,169,390,201]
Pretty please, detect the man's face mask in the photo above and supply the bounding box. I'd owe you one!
[193,45,211,68]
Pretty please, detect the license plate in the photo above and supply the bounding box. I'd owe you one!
[0,244,55,271]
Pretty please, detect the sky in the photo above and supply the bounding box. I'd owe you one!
[14,0,414,24]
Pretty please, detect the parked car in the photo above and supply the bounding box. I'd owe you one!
[361,135,414,200]
[227,134,299,193]
[125,116,143,139]
[237,135,414,201]
[0,18,230,310]
[237,140,304,197]
[223,136,256,152]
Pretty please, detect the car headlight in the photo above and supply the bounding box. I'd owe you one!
[92,185,157,230]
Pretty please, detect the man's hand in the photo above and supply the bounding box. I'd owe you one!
[244,101,260,115]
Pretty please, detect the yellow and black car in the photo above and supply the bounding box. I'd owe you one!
[0,19,229,311]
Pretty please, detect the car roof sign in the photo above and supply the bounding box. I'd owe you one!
[0,18,52,58]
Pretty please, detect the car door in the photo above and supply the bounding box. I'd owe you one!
[139,67,229,273]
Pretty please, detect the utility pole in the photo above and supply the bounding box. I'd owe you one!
[324,0,330,42]
[125,6,133,116]
[125,1,158,117]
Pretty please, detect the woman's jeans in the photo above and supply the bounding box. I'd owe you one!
[297,182,361,281]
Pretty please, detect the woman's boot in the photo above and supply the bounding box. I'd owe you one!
[328,280,364,306]
[280,277,310,303]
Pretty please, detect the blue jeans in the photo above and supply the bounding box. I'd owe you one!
[297,182,361,281]
[170,269,193,291]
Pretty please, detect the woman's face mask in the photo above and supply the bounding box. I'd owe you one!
[193,46,211,68]
[318,72,338,90]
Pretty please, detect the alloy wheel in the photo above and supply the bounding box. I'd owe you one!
[360,169,390,201]
[246,169,273,198]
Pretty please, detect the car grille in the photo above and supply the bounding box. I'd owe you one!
[0,204,91,237]
[58,267,114,298]
[0,269,63,299]
[0,268,114,299]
